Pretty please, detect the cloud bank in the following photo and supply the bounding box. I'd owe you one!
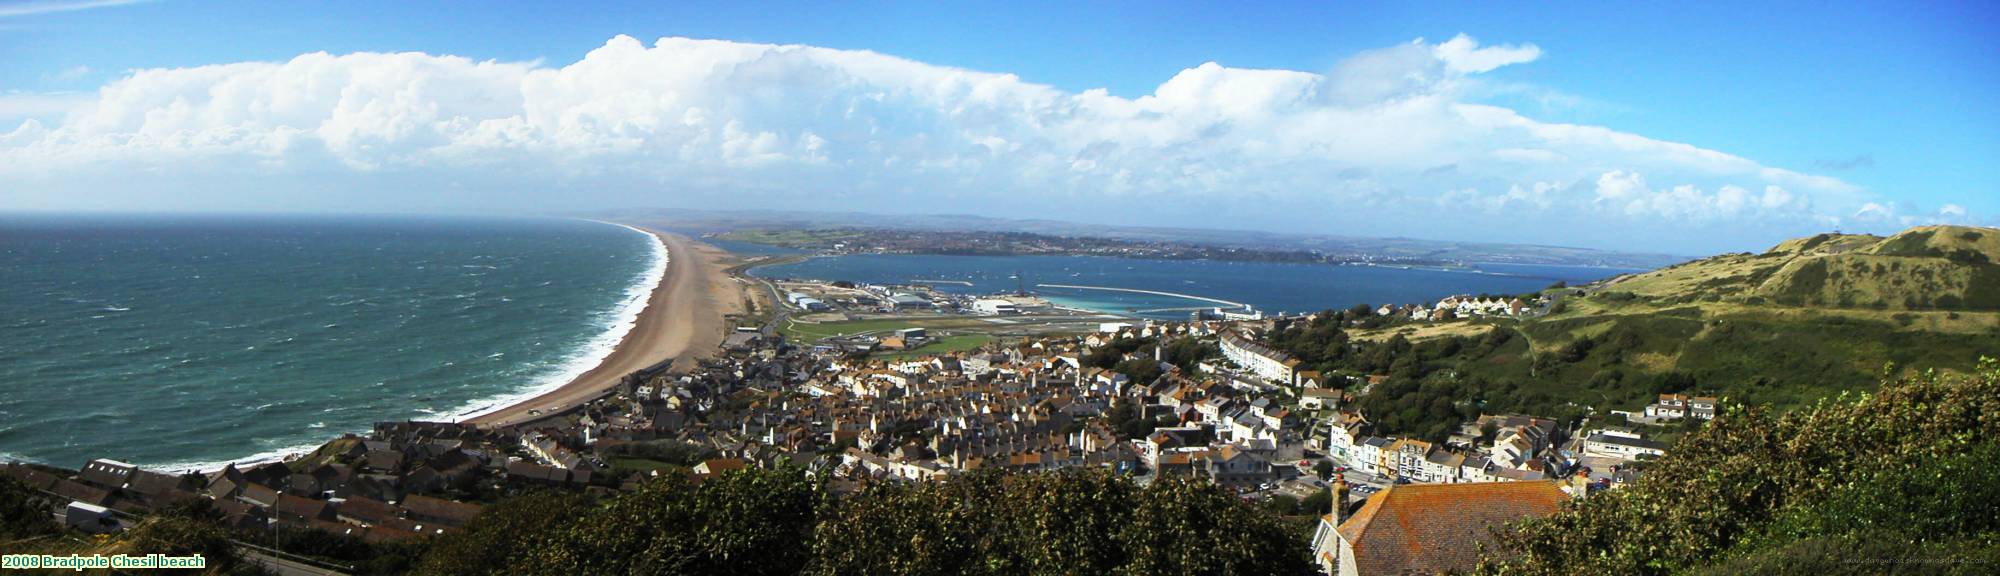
[0,34,1968,252]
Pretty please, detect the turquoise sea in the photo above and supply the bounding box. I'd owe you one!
[752,254,1640,318]
[0,214,662,471]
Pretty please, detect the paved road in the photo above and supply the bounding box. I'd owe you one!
[239,548,349,576]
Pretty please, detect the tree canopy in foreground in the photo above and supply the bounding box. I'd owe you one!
[1477,359,2000,575]
[415,467,1312,576]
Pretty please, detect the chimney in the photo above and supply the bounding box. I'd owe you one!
[1332,472,1351,525]
[1569,467,1592,500]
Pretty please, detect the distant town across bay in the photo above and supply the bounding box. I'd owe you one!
[746,251,1636,320]
[615,208,1691,270]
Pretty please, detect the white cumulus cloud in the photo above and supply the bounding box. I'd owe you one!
[1433,34,1542,74]
[0,34,1935,251]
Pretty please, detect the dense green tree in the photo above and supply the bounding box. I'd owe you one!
[1115,358,1163,386]
[1085,337,1156,370]
[1478,359,2000,575]
[1117,475,1315,576]
[1299,489,1332,518]
[808,475,983,575]
[985,470,1137,575]
[525,468,820,576]
[398,465,1311,576]
[810,469,1309,576]
[116,516,248,574]
[415,491,594,576]
[1163,337,1219,372]
[0,475,57,540]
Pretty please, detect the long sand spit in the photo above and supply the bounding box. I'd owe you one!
[469,228,740,427]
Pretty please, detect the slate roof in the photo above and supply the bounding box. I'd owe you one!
[77,459,137,490]
[124,470,196,498]
[2,463,61,491]
[335,495,401,526]
[402,494,482,527]
[274,493,334,524]
[50,478,115,506]
[1338,480,1567,576]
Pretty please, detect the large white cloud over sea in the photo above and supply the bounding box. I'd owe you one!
[0,34,1961,252]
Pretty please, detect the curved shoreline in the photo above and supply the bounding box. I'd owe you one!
[467,226,733,428]
[148,222,713,472]
[437,221,669,423]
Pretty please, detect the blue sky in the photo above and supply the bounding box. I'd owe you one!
[1,0,1994,253]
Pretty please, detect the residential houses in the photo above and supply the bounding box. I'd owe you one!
[1645,393,1719,420]
[1219,329,1302,385]
[8,307,1625,560]
[1327,412,1559,486]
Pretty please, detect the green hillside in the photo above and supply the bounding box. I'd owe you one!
[1271,226,2000,440]
[1605,225,2000,311]
[1526,225,2000,404]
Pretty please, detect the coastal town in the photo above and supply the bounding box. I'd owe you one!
[2,231,1695,575]
[5,8,1989,573]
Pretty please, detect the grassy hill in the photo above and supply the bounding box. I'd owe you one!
[1531,226,2000,405]
[1455,229,2000,572]
[1282,225,2000,439]
[1604,225,2000,311]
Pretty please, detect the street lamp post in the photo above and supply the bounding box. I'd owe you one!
[273,489,284,553]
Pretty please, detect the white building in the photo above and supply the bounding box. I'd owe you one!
[1644,394,1688,419]
[1645,394,1719,420]
[972,299,1018,315]
[1219,330,1300,385]
[1217,307,1265,321]
[885,293,931,310]
[1326,419,1361,463]
[1582,433,1667,460]
[1352,437,1389,476]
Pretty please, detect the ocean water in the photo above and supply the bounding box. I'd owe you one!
[751,254,1639,318]
[0,214,663,471]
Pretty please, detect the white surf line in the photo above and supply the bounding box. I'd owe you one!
[1035,283,1250,309]
[151,220,672,473]
[444,219,669,424]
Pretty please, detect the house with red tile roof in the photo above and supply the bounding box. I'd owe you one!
[1310,480,1566,576]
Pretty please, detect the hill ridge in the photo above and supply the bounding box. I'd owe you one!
[1606,224,2000,311]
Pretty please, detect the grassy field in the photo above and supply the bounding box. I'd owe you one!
[1601,225,2000,312]
[718,229,866,248]
[1459,309,2000,414]
[779,316,1002,358]
[781,318,919,340]
[1348,320,1499,343]
[608,457,678,478]
[779,317,995,341]
[874,334,997,359]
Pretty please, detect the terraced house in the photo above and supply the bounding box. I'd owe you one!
[1220,329,1301,385]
